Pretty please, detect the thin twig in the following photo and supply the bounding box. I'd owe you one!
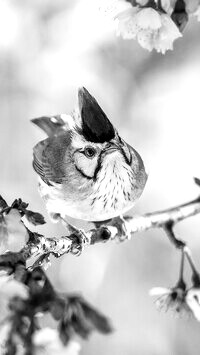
[128,197,200,232]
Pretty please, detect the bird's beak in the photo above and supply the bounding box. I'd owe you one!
[104,142,119,155]
[105,141,132,164]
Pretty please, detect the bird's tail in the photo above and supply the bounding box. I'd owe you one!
[31,115,68,136]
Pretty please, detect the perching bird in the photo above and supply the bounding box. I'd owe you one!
[32,87,147,227]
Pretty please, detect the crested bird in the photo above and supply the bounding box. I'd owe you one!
[32,88,147,243]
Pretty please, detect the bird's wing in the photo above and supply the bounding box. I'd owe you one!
[33,133,72,185]
[31,113,78,137]
[33,139,53,186]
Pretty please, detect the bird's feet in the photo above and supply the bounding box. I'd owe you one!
[94,216,132,242]
[109,216,132,242]
[48,213,90,255]
[60,218,90,256]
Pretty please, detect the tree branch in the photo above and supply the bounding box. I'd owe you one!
[17,196,200,263]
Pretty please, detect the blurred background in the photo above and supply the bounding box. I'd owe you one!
[1,0,200,353]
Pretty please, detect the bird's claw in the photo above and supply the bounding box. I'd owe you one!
[57,217,90,255]
[67,225,90,256]
[110,216,132,242]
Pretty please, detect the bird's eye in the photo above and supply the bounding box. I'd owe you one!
[84,146,96,159]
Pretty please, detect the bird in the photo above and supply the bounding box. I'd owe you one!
[32,87,147,241]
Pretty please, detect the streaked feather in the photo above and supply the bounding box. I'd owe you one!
[33,132,73,185]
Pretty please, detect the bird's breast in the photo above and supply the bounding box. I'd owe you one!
[37,158,145,221]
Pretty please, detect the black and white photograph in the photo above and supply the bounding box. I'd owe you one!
[0,0,200,354]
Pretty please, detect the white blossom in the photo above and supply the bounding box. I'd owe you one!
[185,0,200,14]
[160,0,176,15]
[186,288,200,321]
[115,6,182,53]
[0,275,28,299]
[193,5,200,20]
[136,0,149,6]
[0,209,28,253]
[0,322,11,354]
[0,275,28,323]
[33,328,81,355]
[153,13,182,53]
[149,286,191,315]
[97,0,181,53]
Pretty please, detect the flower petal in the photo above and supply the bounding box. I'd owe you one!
[186,295,200,321]
[34,328,81,355]
[2,279,28,299]
[137,29,154,51]
[154,14,182,54]
[185,0,200,13]
[193,5,200,20]
[115,8,139,39]
[149,287,171,296]
[135,8,162,30]
[161,0,176,15]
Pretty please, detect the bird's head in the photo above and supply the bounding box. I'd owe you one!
[67,88,147,210]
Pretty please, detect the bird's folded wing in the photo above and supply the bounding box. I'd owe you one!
[33,140,53,186]
[33,134,70,186]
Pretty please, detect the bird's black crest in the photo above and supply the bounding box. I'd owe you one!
[78,87,115,143]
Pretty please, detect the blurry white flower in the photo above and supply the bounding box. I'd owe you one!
[136,0,149,5]
[153,13,182,53]
[161,0,176,15]
[0,275,28,299]
[0,209,28,253]
[115,7,181,53]
[149,285,191,315]
[193,5,200,20]
[116,7,161,39]
[0,275,28,323]
[0,322,11,353]
[33,328,81,355]
[185,0,200,14]
[97,0,181,52]
[186,288,200,321]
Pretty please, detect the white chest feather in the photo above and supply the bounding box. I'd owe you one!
[38,154,138,221]
[88,156,136,220]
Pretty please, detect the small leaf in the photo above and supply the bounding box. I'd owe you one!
[25,210,46,225]
[194,177,200,187]
[25,228,43,244]
[80,299,113,334]
[27,267,56,307]
[59,321,73,345]
[59,295,112,344]
[11,198,29,211]
[71,310,92,339]
[51,297,65,321]
[0,195,8,211]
